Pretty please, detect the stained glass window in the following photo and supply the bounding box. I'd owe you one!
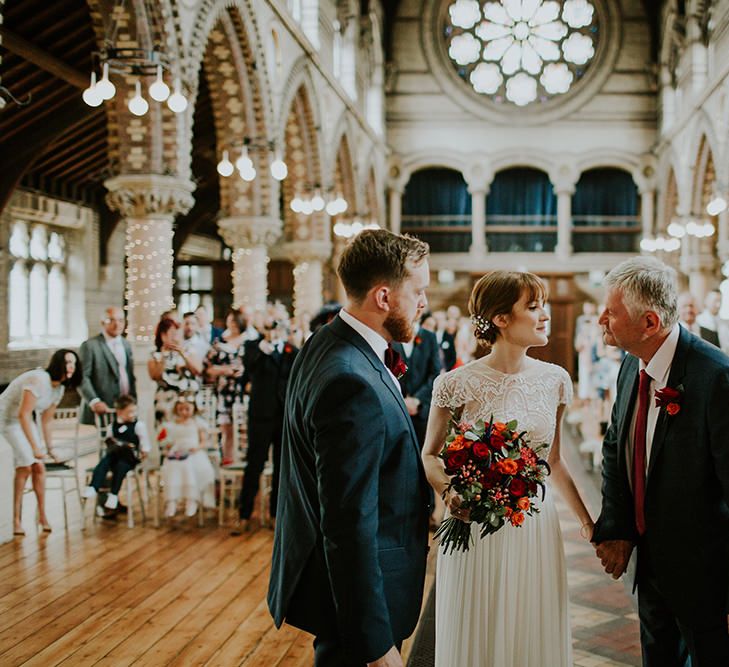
[445,0,598,106]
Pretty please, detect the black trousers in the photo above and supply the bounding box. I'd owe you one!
[91,454,136,495]
[637,550,729,667]
[238,417,282,520]
[314,637,402,667]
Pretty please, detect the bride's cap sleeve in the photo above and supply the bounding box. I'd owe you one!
[432,372,456,409]
[558,368,574,406]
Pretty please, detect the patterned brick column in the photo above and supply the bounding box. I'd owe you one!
[217,216,281,311]
[284,240,332,319]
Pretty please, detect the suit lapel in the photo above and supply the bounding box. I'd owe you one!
[98,334,120,378]
[329,317,421,452]
[616,355,639,479]
[647,327,690,481]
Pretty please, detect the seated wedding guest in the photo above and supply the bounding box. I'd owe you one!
[433,309,457,371]
[696,289,729,350]
[677,292,701,335]
[159,309,180,324]
[195,304,223,345]
[205,309,249,464]
[79,307,136,425]
[232,318,299,534]
[182,311,209,361]
[159,395,216,517]
[82,394,150,516]
[148,318,202,426]
[0,349,81,535]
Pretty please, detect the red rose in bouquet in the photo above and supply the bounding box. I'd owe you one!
[435,413,551,553]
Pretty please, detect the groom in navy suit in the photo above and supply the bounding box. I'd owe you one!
[268,230,432,667]
[592,257,729,666]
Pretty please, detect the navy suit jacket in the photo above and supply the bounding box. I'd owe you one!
[392,329,441,420]
[268,315,431,662]
[593,326,729,619]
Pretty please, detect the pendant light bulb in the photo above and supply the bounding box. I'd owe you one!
[217,150,235,177]
[240,165,257,182]
[235,148,253,173]
[270,153,288,181]
[128,80,149,116]
[149,65,170,102]
[167,77,188,113]
[82,71,103,107]
[311,191,325,212]
[95,62,116,100]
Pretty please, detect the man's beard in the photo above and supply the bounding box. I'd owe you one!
[384,304,416,343]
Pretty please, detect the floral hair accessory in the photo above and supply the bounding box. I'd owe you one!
[471,314,492,339]
[654,384,683,416]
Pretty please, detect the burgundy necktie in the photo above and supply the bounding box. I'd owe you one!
[384,344,404,377]
[633,369,651,536]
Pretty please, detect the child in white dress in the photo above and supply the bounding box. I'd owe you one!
[159,395,215,517]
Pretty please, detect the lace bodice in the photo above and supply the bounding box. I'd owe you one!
[0,369,64,425]
[432,358,573,449]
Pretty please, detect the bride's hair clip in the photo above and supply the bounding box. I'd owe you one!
[471,314,492,339]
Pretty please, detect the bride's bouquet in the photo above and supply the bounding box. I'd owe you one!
[435,412,551,554]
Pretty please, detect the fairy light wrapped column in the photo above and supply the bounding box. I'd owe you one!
[284,240,332,320]
[104,175,195,446]
[217,216,281,311]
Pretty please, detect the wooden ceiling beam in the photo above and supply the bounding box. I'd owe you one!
[0,27,89,89]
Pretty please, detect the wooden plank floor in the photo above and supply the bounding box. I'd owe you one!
[0,495,434,667]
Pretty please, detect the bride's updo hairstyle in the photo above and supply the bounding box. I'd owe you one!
[468,271,547,346]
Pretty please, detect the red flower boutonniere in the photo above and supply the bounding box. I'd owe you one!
[284,344,293,354]
[414,336,423,346]
[393,357,408,379]
[654,385,683,416]
[157,427,168,442]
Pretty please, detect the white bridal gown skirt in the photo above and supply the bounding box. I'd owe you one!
[435,491,572,667]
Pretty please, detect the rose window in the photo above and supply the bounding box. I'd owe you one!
[445,0,598,106]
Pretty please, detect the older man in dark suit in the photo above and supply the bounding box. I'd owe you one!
[593,257,729,666]
[268,230,432,667]
[79,307,136,424]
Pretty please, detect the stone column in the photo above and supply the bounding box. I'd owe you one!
[284,240,332,320]
[680,233,716,303]
[217,216,281,312]
[331,236,348,304]
[640,188,655,241]
[388,186,403,235]
[105,174,195,446]
[718,209,729,265]
[469,184,488,257]
[555,187,574,260]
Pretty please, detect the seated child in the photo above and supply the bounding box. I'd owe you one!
[83,394,150,512]
[159,394,216,517]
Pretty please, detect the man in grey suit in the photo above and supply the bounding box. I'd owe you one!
[79,307,136,424]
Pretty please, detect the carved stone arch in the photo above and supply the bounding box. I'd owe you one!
[659,0,687,85]
[85,0,192,179]
[327,112,358,195]
[660,167,680,234]
[184,0,273,125]
[276,57,323,149]
[202,5,271,218]
[280,80,325,244]
[366,165,382,225]
[400,151,471,188]
[692,135,716,214]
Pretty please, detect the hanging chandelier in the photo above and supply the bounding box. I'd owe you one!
[81,0,189,115]
[216,137,288,182]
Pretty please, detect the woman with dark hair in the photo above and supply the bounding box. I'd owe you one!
[204,309,249,464]
[0,349,81,535]
[148,318,202,425]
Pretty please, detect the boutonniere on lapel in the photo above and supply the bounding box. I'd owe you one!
[414,336,422,346]
[283,343,294,354]
[393,357,408,379]
[654,384,683,416]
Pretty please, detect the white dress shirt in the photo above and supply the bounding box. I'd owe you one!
[626,324,680,480]
[103,333,130,396]
[338,310,401,392]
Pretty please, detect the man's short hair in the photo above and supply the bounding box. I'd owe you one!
[337,229,429,302]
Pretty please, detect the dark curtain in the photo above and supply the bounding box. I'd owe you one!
[572,168,639,252]
[486,168,557,252]
[402,168,471,252]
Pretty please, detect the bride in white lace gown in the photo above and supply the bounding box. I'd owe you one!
[423,271,595,667]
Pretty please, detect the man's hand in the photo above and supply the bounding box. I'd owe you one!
[404,397,420,416]
[594,539,633,579]
[367,646,403,667]
[91,401,109,414]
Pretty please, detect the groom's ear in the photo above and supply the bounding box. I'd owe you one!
[372,285,392,312]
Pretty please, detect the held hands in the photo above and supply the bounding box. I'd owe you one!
[91,401,109,415]
[367,646,403,667]
[594,539,633,579]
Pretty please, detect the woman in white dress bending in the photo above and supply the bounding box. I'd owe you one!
[423,271,595,667]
